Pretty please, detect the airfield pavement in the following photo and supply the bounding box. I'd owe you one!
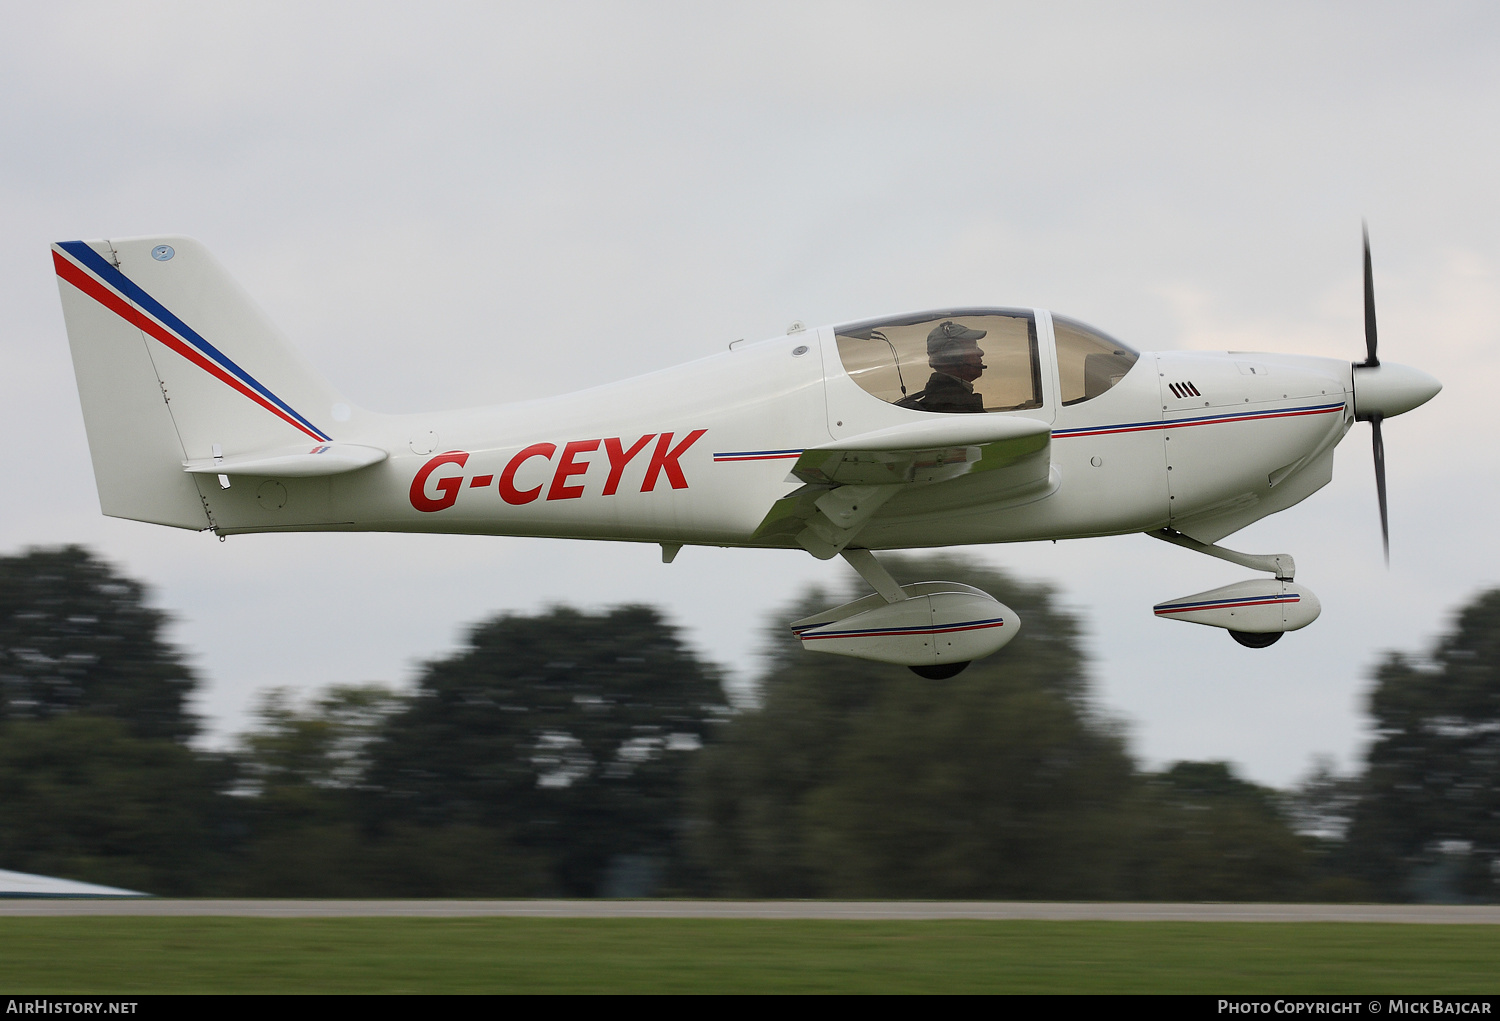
[0,901,1496,922]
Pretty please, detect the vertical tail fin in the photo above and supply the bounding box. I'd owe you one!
[53,236,355,529]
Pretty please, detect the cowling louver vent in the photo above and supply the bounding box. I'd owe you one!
[1168,381,1202,399]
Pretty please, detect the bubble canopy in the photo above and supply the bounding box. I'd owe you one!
[834,308,1139,414]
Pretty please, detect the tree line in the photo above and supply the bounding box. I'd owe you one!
[0,545,1494,901]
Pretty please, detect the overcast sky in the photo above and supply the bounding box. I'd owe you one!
[4,1,1497,786]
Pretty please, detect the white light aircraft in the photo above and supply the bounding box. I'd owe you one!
[52,232,1439,678]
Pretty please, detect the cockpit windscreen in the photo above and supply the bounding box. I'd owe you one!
[1053,315,1140,405]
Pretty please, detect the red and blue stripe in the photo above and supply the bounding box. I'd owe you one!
[1055,402,1345,439]
[718,402,1343,466]
[797,616,1006,640]
[714,448,803,462]
[1154,593,1300,616]
[52,241,331,442]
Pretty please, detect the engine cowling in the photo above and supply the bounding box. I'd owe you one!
[791,582,1018,668]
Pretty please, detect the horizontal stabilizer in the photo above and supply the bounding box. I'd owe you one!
[183,443,387,478]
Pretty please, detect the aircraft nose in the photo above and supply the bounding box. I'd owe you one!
[1352,361,1442,420]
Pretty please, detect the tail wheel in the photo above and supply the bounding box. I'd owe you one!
[1230,630,1282,649]
[910,662,970,679]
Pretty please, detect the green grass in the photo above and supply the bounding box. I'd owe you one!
[0,918,1496,993]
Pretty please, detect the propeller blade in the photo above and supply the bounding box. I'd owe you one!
[1363,222,1379,367]
[1371,414,1389,566]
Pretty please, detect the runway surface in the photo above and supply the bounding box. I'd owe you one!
[1,900,1496,922]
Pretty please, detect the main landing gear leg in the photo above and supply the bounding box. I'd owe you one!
[840,548,905,603]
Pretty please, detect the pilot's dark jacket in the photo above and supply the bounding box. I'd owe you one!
[917,371,984,413]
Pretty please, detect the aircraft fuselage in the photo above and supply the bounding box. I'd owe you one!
[202,316,1355,552]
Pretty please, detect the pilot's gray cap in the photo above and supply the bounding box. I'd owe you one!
[927,320,987,358]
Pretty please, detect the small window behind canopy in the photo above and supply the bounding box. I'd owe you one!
[1053,314,1140,405]
[834,308,1041,414]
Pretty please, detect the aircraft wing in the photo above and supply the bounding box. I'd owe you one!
[752,416,1051,558]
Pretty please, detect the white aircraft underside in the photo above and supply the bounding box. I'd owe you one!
[52,235,1440,676]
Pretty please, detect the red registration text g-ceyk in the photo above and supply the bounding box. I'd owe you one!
[410,430,706,512]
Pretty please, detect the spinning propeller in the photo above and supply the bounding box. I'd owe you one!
[1351,225,1442,566]
[1359,225,1389,564]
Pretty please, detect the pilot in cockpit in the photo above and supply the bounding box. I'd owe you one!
[909,320,987,413]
